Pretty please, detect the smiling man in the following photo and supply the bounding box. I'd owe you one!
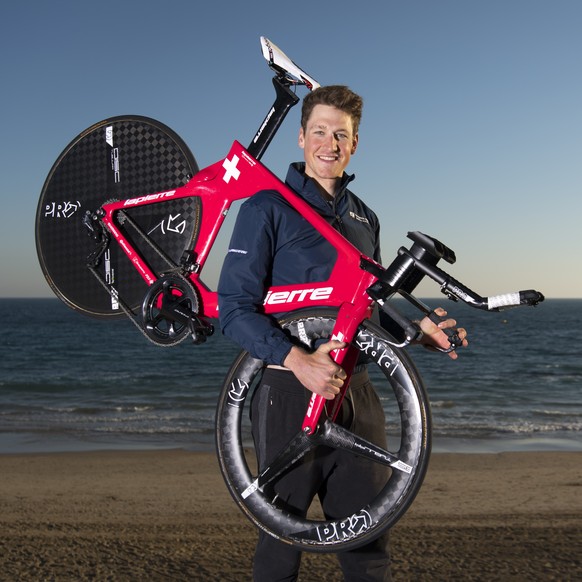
[299,100,359,194]
[218,85,465,581]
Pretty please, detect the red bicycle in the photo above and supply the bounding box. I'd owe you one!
[36,37,543,551]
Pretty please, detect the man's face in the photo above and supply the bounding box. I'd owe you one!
[299,104,358,191]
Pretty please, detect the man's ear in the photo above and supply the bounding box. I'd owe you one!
[351,133,359,154]
[298,127,305,149]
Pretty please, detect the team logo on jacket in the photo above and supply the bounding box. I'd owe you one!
[349,211,369,224]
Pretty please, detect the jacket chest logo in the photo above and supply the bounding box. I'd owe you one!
[349,211,369,224]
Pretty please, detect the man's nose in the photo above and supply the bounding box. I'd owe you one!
[327,133,340,150]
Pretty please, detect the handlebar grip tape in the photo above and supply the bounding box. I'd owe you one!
[487,292,521,310]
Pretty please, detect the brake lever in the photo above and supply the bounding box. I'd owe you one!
[425,310,464,352]
[393,290,463,353]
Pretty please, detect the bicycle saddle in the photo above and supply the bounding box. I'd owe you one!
[260,36,320,90]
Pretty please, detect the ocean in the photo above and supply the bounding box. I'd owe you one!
[0,298,580,454]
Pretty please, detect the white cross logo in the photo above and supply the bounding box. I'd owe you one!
[222,154,241,183]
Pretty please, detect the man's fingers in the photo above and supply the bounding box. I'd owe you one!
[318,340,347,354]
[330,372,346,386]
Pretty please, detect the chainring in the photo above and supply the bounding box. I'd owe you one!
[141,274,200,346]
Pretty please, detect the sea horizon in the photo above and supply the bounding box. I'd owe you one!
[1,297,580,455]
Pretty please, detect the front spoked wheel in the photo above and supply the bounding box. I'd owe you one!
[216,309,431,552]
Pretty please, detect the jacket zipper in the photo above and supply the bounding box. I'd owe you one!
[334,212,346,235]
[330,196,346,236]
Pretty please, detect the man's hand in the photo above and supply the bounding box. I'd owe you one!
[419,307,468,360]
[283,341,347,399]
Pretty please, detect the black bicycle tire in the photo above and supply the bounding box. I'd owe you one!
[35,115,200,319]
[215,309,431,552]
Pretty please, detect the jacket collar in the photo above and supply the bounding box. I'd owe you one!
[285,162,355,215]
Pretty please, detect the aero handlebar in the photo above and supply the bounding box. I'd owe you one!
[363,231,544,350]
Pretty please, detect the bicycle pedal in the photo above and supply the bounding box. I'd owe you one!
[188,317,214,345]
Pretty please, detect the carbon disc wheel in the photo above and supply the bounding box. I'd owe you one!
[35,115,200,318]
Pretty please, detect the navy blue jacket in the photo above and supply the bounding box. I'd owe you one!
[217,162,382,365]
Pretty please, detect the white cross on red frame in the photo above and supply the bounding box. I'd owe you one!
[222,155,241,183]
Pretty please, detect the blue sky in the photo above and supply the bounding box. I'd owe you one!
[1,0,580,300]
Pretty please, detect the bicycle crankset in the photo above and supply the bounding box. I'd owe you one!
[141,274,213,346]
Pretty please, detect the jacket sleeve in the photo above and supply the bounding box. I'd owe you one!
[217,197,294,365]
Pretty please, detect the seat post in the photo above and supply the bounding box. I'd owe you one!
[247,76,300,161]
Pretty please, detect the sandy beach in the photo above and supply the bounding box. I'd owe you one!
[0,449,580,581]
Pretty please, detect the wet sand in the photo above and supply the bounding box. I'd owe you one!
[0,449,580,581]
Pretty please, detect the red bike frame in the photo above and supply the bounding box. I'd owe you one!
[100,139,381,435]
[35,36,544,552]
[94,39,542,443]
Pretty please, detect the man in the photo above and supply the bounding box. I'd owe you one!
[218,85,467,581]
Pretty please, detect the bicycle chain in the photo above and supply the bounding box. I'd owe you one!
[86,264,159,343]
[86,209,198,346]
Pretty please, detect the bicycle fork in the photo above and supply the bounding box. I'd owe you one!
[301,301,371,435]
